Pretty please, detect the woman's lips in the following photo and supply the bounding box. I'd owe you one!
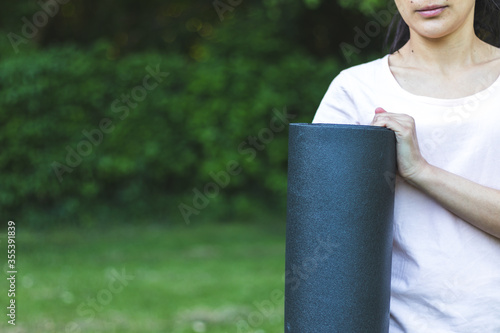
[416,6,447,18]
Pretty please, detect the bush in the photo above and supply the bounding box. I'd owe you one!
[0,40,344,226]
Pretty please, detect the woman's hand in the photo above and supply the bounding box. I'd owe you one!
[371,108,500,237]
[371,107,429,183]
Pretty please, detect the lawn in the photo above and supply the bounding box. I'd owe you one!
[0,220,286,333]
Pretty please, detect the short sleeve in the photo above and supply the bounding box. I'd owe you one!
[312,71,360,125]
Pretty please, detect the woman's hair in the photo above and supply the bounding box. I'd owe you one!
[386,0,500,53]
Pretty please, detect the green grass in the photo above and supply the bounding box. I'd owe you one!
[0,221,286,333]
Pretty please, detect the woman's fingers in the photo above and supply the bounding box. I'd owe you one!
[371,108,429,182]
[372,111,418,146]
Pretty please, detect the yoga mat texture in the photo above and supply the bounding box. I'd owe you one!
[285,123,396,333]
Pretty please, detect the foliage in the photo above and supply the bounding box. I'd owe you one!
[0,0,390,226]
[1,0,389,59]
[0,45,340,226]
[337,0,388,14]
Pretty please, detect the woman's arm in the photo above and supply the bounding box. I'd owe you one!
[372,107,500,239]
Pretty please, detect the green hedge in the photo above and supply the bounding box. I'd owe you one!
[0,37,343,226]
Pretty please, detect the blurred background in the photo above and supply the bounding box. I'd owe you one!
[0,0,394,332]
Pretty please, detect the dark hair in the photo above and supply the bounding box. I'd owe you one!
[386,0,500,53]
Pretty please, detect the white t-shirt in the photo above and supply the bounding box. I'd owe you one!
[313,55,500,333]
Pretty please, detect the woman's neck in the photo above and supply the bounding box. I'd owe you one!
[397,18,494,75]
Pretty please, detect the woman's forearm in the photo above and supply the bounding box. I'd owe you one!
[372,108,500,239]
[408,162,500,239]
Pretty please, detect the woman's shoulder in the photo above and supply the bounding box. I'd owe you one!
[332,55,390,90]
[341,55,389,75]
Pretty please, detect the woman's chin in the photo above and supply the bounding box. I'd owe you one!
[410,24,461,41]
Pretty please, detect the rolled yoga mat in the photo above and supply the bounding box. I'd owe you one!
[285,123,396,333]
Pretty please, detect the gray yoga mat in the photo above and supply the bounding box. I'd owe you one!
[285,123,396,333]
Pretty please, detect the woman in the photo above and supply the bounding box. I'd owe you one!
[313,0,500,331]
